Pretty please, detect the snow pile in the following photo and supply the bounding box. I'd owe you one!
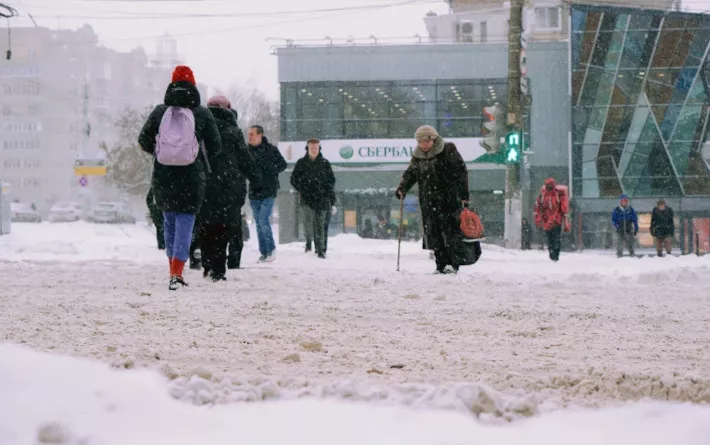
[165,371,542,422]
[2,344,710,445]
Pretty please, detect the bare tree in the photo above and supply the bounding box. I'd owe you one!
[219,83,280,142]
[100,107,153,198]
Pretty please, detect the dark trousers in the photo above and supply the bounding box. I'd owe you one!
[303,206,327,255]
[324,210,331,253]
[655,236,672,256]
[432,214,458,272]
[199,223,229,276]
[617,231,635,257]
[227,217,244,269]
[545,225,562,261]
[151,212,165,249]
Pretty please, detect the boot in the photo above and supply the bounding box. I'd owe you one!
[305,241,312,253]
[169,259,188,291]
[227,255,240,270]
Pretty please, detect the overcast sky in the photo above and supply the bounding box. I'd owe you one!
[8,0,450,99]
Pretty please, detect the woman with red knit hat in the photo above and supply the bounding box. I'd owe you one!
[139,65,222,290]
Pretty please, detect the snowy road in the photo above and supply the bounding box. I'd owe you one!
[1,222,710,419]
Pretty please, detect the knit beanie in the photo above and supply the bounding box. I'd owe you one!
[207,95,231,109]
[415,125,438,142]
[172,65,196,86]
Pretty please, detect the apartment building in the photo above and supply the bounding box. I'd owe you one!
[0,25,173,210]
[428,0,681,43]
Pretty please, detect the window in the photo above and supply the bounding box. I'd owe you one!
[3,159,21,169]
[480,21,488,43]
[2,105,10,116]
[2,140,41,150]
[535,6,561,30]
[1,122,42,133]
[281,80,507,141]
[24,159,41,169]
[21,178,41,188]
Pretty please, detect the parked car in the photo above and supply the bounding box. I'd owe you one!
[10,202,41,223]
[86,202,136,224]
[48,202,83,222]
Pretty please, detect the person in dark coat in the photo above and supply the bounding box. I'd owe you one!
[611,194,638,258]
[651,199,674,257]
[248,125,287,262]
[198,96,261,281]
[290,138,336,258]
[521,217,532,250]
[225,108,255,270]
[138,65,221,290]
[146,187,164,250]
[395,125,469,274]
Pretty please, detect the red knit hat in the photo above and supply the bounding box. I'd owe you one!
[172,65,195,85]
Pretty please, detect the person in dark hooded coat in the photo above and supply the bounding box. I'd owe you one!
[225,108,255,270]
[396,125,469,274]
[138,65,221,290]
[146,187,164,250]
[290,138,336,258]
[199,96,261,281]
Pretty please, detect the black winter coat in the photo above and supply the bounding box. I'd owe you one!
[651,206,675,238]
[138,81,222,214]
[200,107,261,224]
[397,140,469,251]
[290,149,336,211]
[247,136,287,201]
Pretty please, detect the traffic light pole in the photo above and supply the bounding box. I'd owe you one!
[504,0,524,249]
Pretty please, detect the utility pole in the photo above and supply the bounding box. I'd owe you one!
[503,0,524,250]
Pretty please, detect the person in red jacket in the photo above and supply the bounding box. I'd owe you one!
[533,178,567,262]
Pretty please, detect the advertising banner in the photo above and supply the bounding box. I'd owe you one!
[278,138,487,165]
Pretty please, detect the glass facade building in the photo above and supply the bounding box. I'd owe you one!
[571,5,710,199]
[280,80,507,141]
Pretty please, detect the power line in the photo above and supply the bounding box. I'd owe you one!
[41,0,433,46]
[19,0,439,20]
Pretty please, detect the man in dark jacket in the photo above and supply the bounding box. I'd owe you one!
[290,138,336,258]
[198,96,260,281]
[138,65,221,290]
[247,125,287,262]
[651,199,674,257]
[611,194,638,258]
[396,125,469,274]
[146,187,165,250]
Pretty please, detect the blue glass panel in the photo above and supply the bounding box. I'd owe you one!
[572,8,588,33]
[686,74,709,105]
[627,11,654,31]
[620,113,659,194]
[669,105,704,174]
[660,104,683,141]
[688,28,710,61]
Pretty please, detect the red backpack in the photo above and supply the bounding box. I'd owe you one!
[460,208,485,239]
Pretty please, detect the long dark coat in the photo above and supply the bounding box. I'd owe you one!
[200,107,261,224]
[290,147,336,211]
[138,81,222,214]
[398,139,469,251]
[651,206,675,238]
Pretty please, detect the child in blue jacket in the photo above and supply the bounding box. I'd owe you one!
[611,194,638,257]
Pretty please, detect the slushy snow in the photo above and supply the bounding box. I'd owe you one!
[1,221,710,443]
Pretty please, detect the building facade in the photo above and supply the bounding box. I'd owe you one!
[571,4,710,251]
[275,40,569,244]
[0,25,173,212]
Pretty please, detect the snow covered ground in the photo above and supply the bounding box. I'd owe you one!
[1,221,710,443]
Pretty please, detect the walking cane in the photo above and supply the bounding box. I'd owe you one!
[396,196,404,272]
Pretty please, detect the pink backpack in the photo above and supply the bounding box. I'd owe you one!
[155,106,199,166]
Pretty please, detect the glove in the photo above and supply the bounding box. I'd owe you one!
[331,206,337,216]
[395,188,405,199]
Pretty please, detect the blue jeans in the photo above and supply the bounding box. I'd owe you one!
[250,198,275,256]
[163,212,196,262]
